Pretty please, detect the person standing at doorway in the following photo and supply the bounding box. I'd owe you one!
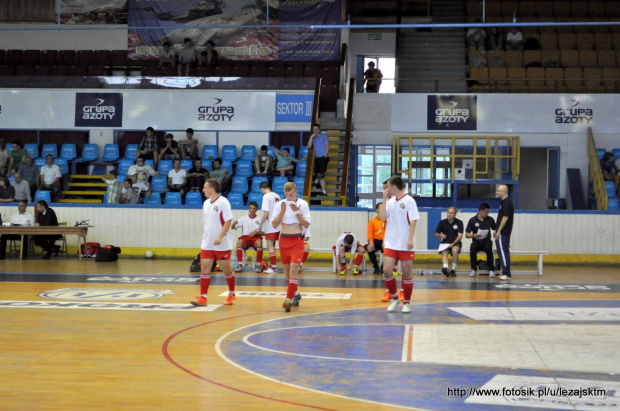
[364,61,383,93]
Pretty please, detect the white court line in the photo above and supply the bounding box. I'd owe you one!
[401,325,412,362]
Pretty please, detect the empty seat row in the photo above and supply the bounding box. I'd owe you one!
[467,1,620,19]
[470,49,620,68]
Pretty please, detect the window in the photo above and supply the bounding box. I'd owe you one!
[356,145,392,208]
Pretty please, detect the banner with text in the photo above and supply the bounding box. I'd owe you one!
[59,0,128,24]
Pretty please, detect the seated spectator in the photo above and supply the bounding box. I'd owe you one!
[254,145,273,176]
[18,156,39,198]
[487,27,503,50]
[466,202,496,278]
[601,152,620,195]
[467,19,486,50]
[187,158,209,192]
[11,172,31,203]
[101,170,121,204]
[506,27,524,50]
[434,206,464,277]
[127,157,158,198]
[335,232,366,275]
[178,128,198,160]
[210,157,231,192]
[198,40,219,67]
[159,133,180,161]
[0,139,8,176]
[274,147,302,178]
[8,141,28,174]
[39,154,62,202]
[0,200,35,260]
[166,159,187,198]
[178,37,197,76]
[158,41,176,68]
[0,176,15,203]
[33,200,61,259]
[120,179,138,204]
[138,126,159,170]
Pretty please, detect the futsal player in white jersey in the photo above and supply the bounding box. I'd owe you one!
[190,178,236,307]
[334,232,366,275]
[231,201,264,272]
[272,182,310,312]
[258,181,281,274]
[378,176,420,313]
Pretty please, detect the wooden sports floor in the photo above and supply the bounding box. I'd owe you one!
[1,257,619,411]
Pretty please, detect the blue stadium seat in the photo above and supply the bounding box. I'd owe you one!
[185,192,203,206]
[267,145,276,158]
[145,193,162,206]
[145,159,155,169]
[150,176,167,193]
[34,157,46,168]
[612,148,620,162]
[221,160,233,176]
[101,144,120,162]
[608,197,620,211]
[221,145,238,162]
[235,161,253,177]
[272,176,287,193]
[40,144,58,159]
[102,191,108,204]
[605,181,616,196]
[247,191,263,209]
[117,159,134,180]
[5,142,12,153]
[60,144,77,161]
[293,176,305,191]
[164,192,182,206]
[203,160,213,172]
[227,192,244,207]
[53,158,69,175]
[33,190,51,204]
[77,144,99,162]
[231,176,249,194]
[158,160,173,176]
[250,176,268,193]
[202,145,218,161]
[298,146,309,160]
[281,145,296,159]
[124,144,139,160]
[24,143,38,159]
[180,159,193,171]
[295,161,307,177]
[240,145,256,162]
[597,148,606,159]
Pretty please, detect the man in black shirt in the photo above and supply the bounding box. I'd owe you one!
[494,185,515,280]
[33,200,61,259]
[187,159,209,192]
[465,202,496,278]
[434,206,464,277]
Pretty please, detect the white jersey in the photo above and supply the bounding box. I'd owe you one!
[201,195,233,251]
[236,214,262,237]
[383,194,420,251]
[335,232,359,250]
[261,191,281,234]
[272,198,311,228]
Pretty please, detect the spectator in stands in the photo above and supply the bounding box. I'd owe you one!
[159,133,180,161]
[274,147,302,178]
[467,19,486,50]
[335,232,366,275]
[0,139,8,176]
[158,41,176,68]
[0,200,35,260]
[166,159,187,198]
[128,156,158,198]
[187,158,209,192]
[363,61,383,93]
[487,27,503,50]
[601,152,620,195]
[506,27,524,50]
[254,145,273,176]
[434,206,464,277]
[8,141,28,174]
[0,176,15,203]
[39,154,62,202]
[308,123,329,195]
[138,126,160,170]
[178,37,198,76]
[101,170,121,204]
[33,200,61,259]
[178,128,199,160]
[120,179,138,205]
[11,172,31,203]
[198,40,219,67]
[210,157,230,193]
[465,202,496,278]
[18,156,39,198]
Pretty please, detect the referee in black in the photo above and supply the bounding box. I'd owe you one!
[465,202,496,277]
[494,185,515,280]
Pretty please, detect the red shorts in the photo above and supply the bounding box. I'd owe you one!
[265,232,280,241]
[239,236,262,249]
[383,248,415,262]
[201,249,231,260]
[279,235,305,264]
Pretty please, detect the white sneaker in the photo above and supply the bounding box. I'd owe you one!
[498,274,510,281]
[401,304,411,314]
[234,264,244,272]
[387,298,400,313]
[263,267,276,274]
[469,270,476,277]
[488,271,495,278]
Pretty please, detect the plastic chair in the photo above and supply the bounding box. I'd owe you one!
[231,176,249,194]
[295,161,307,177]
[5,142,13,153]
[118,159,134,179]
[272,176,288,193]
[164,192,182,206]
[221,160,233,176]
[293,176,305,190]
[24,143,39,159]
[608,197,620,211]
[33,190,51,204]
[158,160,173,176]
[597,148,606,159]
[101,144,120,162]
[298,146,309,160]
[60,144,77,161]
[145,159,155,170]
[280,145,296,159]
[250,176,268,193]
[124,144,139,160]
[77,144,99,162]
[144,193,162,206]
[221,145,238,162]
[150,176,167,193]
[247,191,263,209]
[201,145,218,161]
[612,148,620,162]
[180,159,193,171]
[227,192,244,207]
[267,145,276,158]
[240,145,256,162]
[34,158,46,168]
[235,161,253,177]
[185,192,203,206]
[40,144,58,159]
[53,158,69,175]
[203,160,213,172]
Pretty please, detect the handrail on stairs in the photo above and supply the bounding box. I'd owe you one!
[338,79,355,206]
